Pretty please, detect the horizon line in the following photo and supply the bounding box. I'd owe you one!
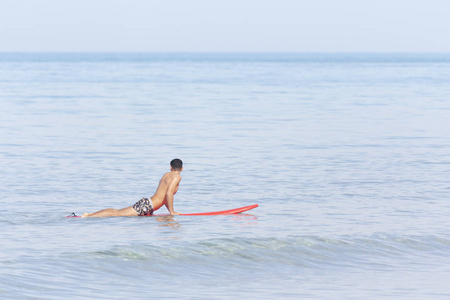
[1,51,450,54]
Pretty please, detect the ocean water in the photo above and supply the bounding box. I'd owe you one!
[0,53,449,299]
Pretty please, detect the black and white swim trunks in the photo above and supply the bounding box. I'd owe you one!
[133,198,154,216]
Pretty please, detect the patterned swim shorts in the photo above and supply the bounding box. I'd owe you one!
[133,198,154,216]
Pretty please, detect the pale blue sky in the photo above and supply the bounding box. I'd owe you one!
[0,0,449,52]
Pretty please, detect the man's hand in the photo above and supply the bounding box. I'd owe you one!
[171,211,180,216]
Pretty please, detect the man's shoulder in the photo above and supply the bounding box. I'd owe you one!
[165,172,181,180]
[172,174,182,183]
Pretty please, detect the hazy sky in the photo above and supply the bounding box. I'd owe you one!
[0,0,449,52]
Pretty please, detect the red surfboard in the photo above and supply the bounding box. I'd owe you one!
[163,204,258,216]
[66,204,258,218]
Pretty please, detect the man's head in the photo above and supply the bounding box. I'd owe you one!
[170,158,183,171]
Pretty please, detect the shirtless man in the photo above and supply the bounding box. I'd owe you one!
[81,159,183,217]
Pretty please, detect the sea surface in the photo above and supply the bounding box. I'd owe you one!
[0,53,449,299]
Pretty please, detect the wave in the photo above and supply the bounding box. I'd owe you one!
[79,234,450,269]
[2,234,449,299]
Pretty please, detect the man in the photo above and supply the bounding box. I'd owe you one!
[81,159,183,217]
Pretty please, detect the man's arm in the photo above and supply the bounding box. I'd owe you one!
[165,176,181,215]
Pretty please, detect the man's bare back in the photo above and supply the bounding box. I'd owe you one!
[150,170,182,214]
[81,159,183,217]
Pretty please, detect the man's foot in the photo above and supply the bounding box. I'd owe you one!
[81,213,91,218]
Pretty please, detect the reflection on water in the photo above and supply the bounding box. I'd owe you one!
[229,213,258,220]
[155,215,181,229]
[228,214,259,227]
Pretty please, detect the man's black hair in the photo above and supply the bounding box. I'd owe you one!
[170,158,183,170]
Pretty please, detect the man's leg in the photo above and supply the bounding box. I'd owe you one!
[82,206,138,218]
[81,208,118,218]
